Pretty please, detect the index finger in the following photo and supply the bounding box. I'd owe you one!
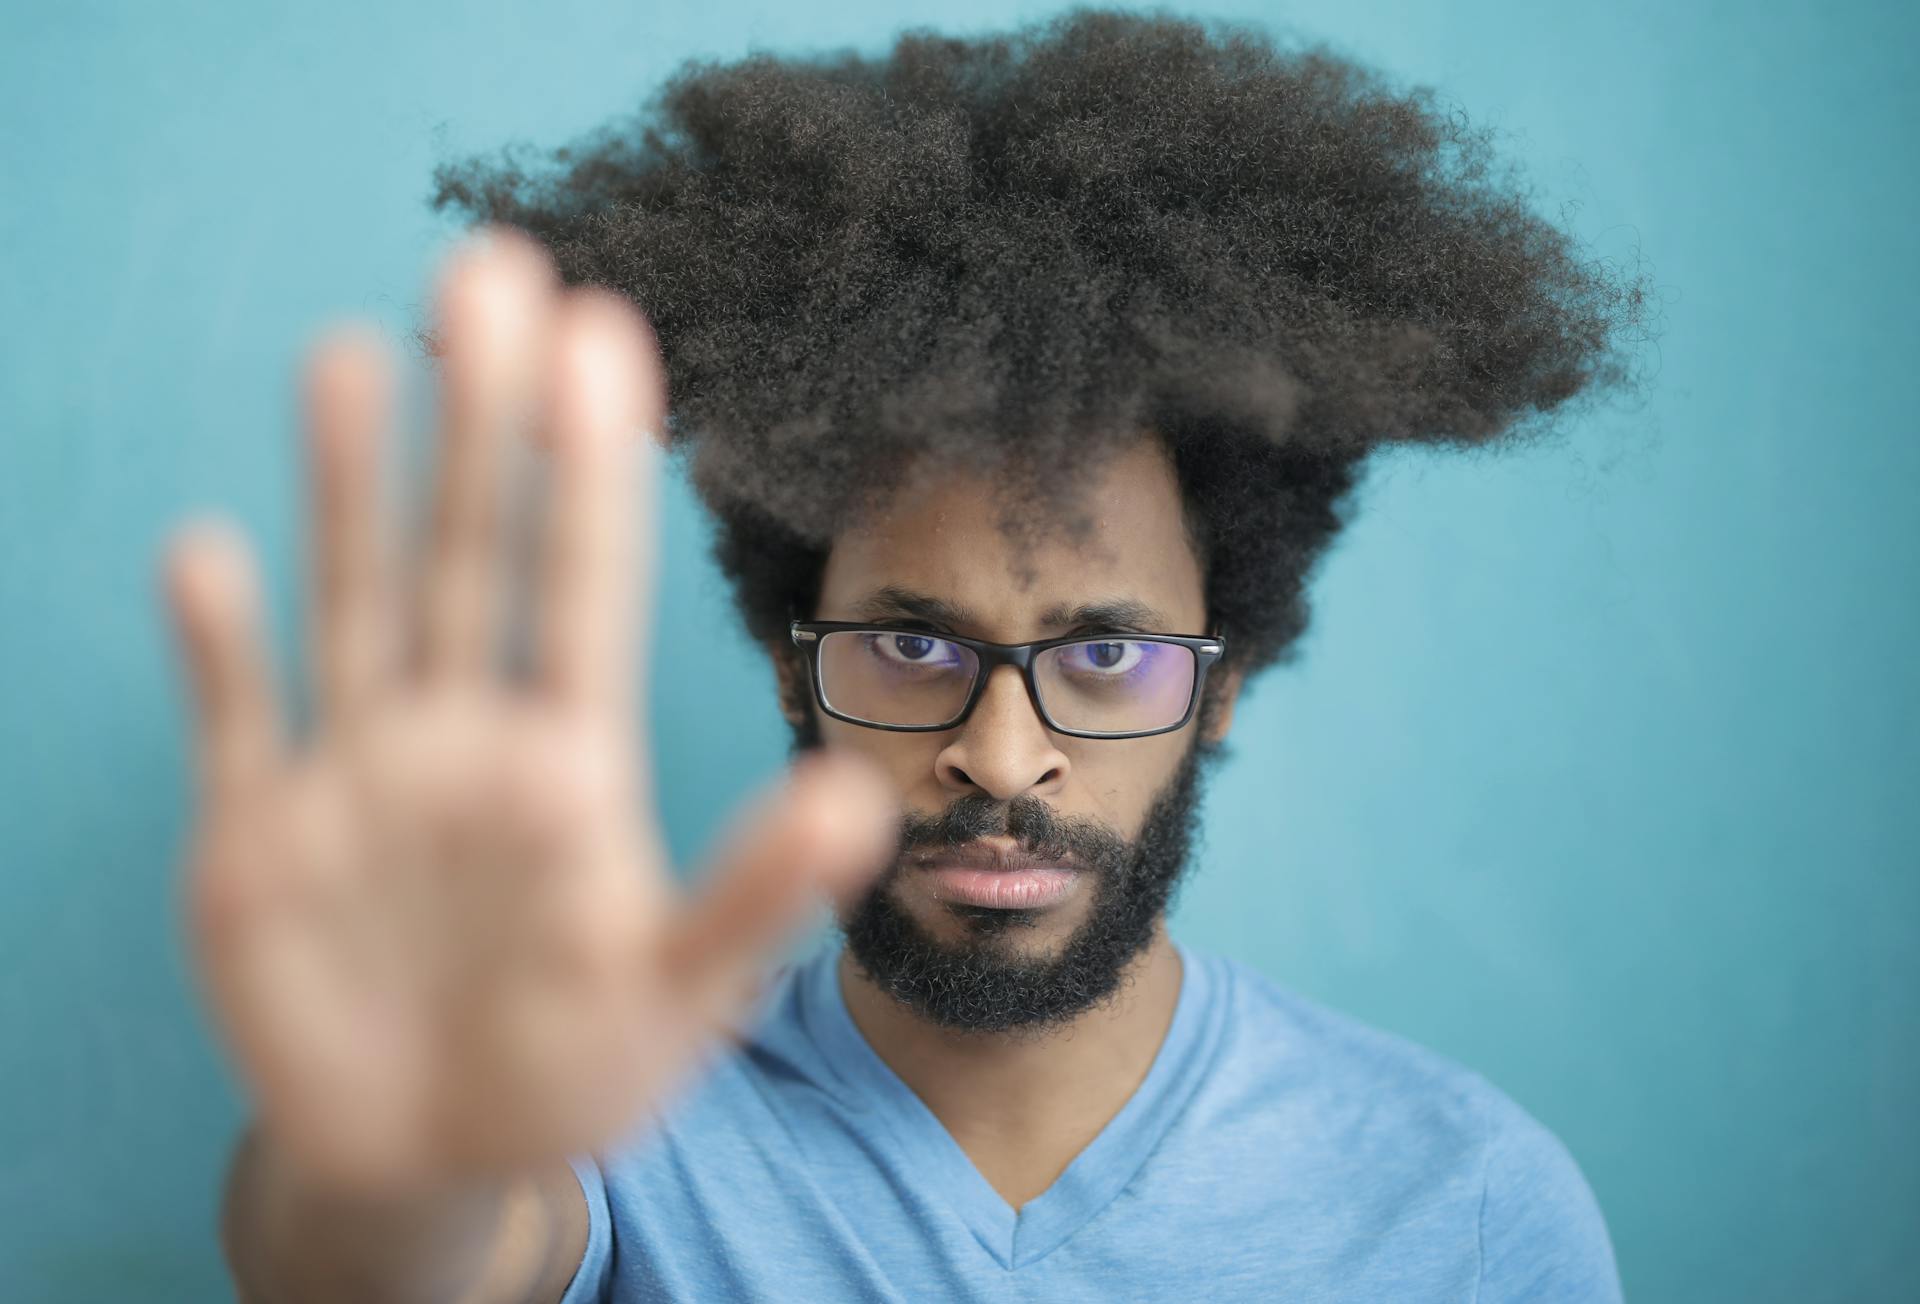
[535,288,669,716]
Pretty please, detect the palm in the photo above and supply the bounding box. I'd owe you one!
[161,229,895,1195]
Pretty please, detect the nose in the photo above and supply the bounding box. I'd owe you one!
[934,663,1070,800]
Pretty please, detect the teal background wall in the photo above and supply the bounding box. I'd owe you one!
[2,1,1914,1299]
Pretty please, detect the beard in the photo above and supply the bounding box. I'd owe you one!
[825,732,1223,1038]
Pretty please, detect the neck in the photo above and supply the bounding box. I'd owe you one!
[835,921,1185,1171]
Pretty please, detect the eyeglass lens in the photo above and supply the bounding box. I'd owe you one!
[816,630,1198,734]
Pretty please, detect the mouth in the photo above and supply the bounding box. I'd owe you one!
[908,839,1082,910]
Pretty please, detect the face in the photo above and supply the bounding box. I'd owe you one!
[774,436,1241,1036]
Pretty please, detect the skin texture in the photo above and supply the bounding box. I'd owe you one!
[772,436,1244,1206]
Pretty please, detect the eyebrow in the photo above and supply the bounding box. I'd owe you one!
[848,585,1174,634]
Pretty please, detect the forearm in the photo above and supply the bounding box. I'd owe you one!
[220,1124,586,1304]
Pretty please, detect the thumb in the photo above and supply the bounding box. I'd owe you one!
[660,750,898,1023]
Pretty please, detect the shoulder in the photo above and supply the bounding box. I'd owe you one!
[1200,951,1623,1301]
[1471,1090,1623,1302]
[1203,950,1505,1138]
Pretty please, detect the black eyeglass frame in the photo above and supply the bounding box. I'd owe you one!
[787,620,1228,740]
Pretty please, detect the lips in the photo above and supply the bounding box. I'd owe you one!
[909,838,1082,909]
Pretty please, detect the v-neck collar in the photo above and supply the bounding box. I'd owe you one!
[799,940,1222,1269]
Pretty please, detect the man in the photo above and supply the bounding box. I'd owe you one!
[164,10,1648,1301]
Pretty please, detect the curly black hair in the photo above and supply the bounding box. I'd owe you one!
[424,5,1653,711]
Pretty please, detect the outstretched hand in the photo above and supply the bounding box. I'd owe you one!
[160,227,898,1196]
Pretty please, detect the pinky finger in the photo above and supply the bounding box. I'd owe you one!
[160,519,288,801]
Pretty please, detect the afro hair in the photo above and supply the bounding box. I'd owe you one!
[424,5,1654,694]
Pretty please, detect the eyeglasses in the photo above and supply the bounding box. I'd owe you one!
[788,621,1227,740]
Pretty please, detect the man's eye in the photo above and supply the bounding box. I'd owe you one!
[1063,639,1146,675]
[864,632,957,665]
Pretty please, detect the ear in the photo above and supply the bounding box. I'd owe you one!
[767,641,812,728]
[1201,666,1247,745]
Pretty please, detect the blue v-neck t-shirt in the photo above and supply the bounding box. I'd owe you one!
[558,941,1621,1302]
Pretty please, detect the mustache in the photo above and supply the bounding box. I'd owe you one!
[894,793,1130,870]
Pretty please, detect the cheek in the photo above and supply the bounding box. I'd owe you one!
[818,718,938,790]
[1069,736,1193,836]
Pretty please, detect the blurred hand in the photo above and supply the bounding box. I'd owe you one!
[160,227,896,1196]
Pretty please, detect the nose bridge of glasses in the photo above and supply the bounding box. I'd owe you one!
[971,654,1047,722]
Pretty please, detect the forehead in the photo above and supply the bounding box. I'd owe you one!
[816,437,1207,637]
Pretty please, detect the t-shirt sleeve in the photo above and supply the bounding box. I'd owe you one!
[1475,1101,1623,1303]
[557,1152,613,1304]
